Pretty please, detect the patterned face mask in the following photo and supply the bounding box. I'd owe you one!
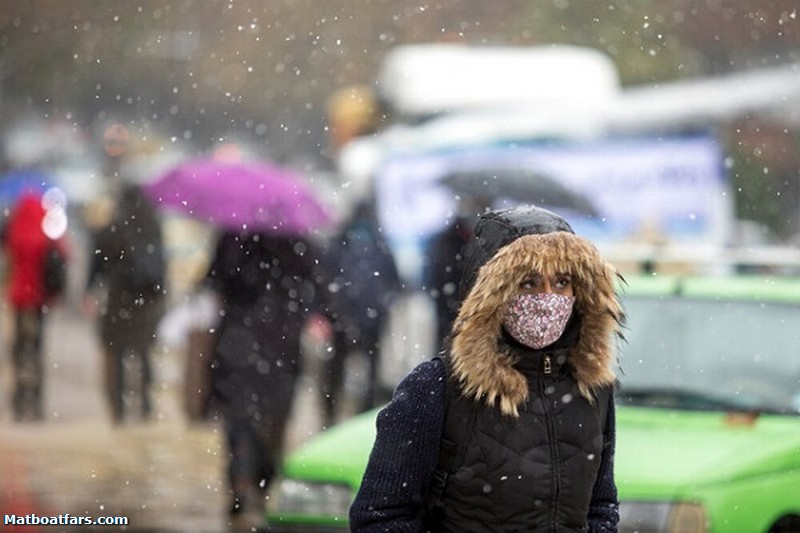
[502,293,575,349]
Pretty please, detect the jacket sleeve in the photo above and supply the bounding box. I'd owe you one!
[349,359,447,532]
[588,391,620,532]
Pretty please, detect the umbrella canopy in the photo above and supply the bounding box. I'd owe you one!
[441,167,600,218]
[143,158,332,235]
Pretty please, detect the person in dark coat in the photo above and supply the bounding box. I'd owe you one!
[85,184,166,424]
[426,213,474,356]
[203,229,321,522]
[350,205,623,532]
[318,200,401,426]
[2,193,69,421]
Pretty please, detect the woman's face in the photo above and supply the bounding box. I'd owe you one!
[518,272,574,297]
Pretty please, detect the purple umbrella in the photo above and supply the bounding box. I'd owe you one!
[144,158,332,235]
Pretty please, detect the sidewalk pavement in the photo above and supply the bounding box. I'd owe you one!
[0,303,326,532]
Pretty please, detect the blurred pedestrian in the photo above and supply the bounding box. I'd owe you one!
[84,183,166,424]
[350,205,624,531]
[426,213,474,356]
[318,200,401,427]
[1,193,69,422]
[203,229,322,523]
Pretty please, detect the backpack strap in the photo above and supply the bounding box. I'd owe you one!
[424,356,478,511]
[595,385,612,447]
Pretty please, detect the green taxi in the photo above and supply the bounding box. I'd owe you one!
[266,274,800,532]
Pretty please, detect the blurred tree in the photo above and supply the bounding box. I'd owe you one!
[3,1,799,139]
[511,1,704,84]
[726,118,800,239]
[1,0,799,235]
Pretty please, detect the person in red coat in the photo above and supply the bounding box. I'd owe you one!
[2,193,67,421]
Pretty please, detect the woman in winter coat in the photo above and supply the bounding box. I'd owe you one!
[350,205,623,532]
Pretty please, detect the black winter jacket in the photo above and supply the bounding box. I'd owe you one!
[349,357,618,532]
[426,345,616,532]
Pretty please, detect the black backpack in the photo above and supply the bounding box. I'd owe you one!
[43,243,67,299]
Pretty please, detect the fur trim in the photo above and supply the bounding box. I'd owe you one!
[449,232,622,417]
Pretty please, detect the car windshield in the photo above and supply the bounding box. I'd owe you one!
[617,294,800,415]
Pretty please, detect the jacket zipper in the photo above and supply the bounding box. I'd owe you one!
[539,367,560,532]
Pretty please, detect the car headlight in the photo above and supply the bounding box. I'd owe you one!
[268,478,352,521]
[619,501,707,533]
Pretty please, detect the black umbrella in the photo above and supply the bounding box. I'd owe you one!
[441,167,600,218]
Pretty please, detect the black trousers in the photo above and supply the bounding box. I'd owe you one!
[12,308,45,421]
[320,322,382,427]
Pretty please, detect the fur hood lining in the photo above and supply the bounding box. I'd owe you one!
[449,232,623,417]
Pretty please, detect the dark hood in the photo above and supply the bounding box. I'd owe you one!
[458,205,574,299]
[448,205,623,417]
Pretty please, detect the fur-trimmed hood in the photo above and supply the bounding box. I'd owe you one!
[448,207,623,417]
